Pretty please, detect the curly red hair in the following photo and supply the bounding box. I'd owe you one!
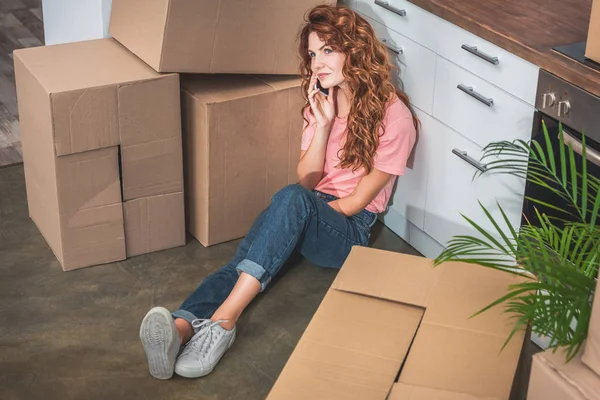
[299,5,419,173]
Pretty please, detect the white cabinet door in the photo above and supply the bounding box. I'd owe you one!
[386,107,432,230]
[367,16,436,114]
[436,18,539,106]
[424,119,526,248]
[433,57,535,148]
[354,0,440,52]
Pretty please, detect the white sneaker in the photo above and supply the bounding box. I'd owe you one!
[174,319,236,378]
[139,307,180,379]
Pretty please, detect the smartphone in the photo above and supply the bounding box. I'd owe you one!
[315,79,329,97]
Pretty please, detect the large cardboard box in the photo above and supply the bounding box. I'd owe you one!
[109,0,336,74]
[528,347,600,400]
[267,247,528,400]
[181,74,303,246]
[586,0,600,63]
[13,38,185,271]
[582,277,600,376]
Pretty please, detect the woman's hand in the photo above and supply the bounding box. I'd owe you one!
[308,74,336,129]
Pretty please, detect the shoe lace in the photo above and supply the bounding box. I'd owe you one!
[185,319,228,358]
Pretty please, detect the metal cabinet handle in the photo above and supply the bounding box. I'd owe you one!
[452,149,487,172]
[461,44,499,65]
[380,38,403,55]
[457,84,494,107]
[374,0,406,17]
[562,128,600,167]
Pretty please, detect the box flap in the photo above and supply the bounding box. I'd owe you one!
[253,75,303,91]
[59,203,126,270]
[118,75,183,200]
[423,262,526,336]
[123,191,185,257]
[269,247,529,400]
[51,87,120,156]
[55,147,122,215]
[530,348,600,400]
[399,323,525,399]
[388,383,500,400]
[332,247,441,307]
[267,288,424,399]
[13,39,159,94]
[181,75,278,104]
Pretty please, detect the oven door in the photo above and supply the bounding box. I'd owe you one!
[522,112,600,228]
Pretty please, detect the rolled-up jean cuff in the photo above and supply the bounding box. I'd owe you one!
[236,259,272,292]
[171,309,197,325]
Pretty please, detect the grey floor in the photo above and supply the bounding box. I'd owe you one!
[0,0,44,167]
[0,164,424,400]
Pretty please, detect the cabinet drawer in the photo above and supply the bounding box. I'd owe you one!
[386,107,431,230]
[433,57,535,148]
[368,16,436,114]
[437,19,538,105]
[354,0,439,51]
[423,118,525,247]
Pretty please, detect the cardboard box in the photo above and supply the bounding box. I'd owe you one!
[109,0,336,74]
[181,74,302,246]
[267,247,528,400]
[528,347,600,400]
[586,0,600,63]
[123,192,186,257]
[13,38,185,271]
[582,277,600,376]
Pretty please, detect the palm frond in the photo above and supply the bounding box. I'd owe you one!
[434,121,599,361]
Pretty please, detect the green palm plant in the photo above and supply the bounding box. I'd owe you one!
[434,120,600,361]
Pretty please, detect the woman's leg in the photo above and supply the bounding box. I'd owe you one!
[174,184,372,378]
[139,206,269,379]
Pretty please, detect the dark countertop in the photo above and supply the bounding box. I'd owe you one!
[408,0,600,98]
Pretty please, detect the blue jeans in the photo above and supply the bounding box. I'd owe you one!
[171,184,378,324]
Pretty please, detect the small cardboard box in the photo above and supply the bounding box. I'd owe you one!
[582,277,600,376]
[108,0,336,74]
[586,0,600,63]
[181,74,302,246]
[13,38,185,271]
[267,247,528,400]
[528,347,600,400]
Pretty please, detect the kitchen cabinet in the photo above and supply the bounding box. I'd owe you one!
[350,0,539,257]
[423,117,526,248]
[433,57,535,147]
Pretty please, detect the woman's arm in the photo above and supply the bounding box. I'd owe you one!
[296,124,330,190]
[328,168,393,216]
[297,75,336,190]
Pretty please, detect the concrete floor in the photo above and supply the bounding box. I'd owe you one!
[0,164,422,400]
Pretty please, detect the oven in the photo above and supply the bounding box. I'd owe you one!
[523,70,600,229]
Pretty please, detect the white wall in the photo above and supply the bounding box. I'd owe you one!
[42,0,112,46]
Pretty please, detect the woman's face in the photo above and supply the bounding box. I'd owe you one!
[308,31,346,89]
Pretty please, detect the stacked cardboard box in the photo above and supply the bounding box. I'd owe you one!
[109,0,328,74]
[13,39,185,271]
[108,0,336,246]
[14,0,334,269]
[180,75,303,246]
[268,247,529,400]
[528,277,600,400]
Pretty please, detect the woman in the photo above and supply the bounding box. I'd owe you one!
[139,4,418,380]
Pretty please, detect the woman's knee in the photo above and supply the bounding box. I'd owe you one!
[272,184,313,206]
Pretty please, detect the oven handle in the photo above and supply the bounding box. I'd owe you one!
[561,128,600,167]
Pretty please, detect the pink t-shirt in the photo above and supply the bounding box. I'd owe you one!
[301,96,416,214]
